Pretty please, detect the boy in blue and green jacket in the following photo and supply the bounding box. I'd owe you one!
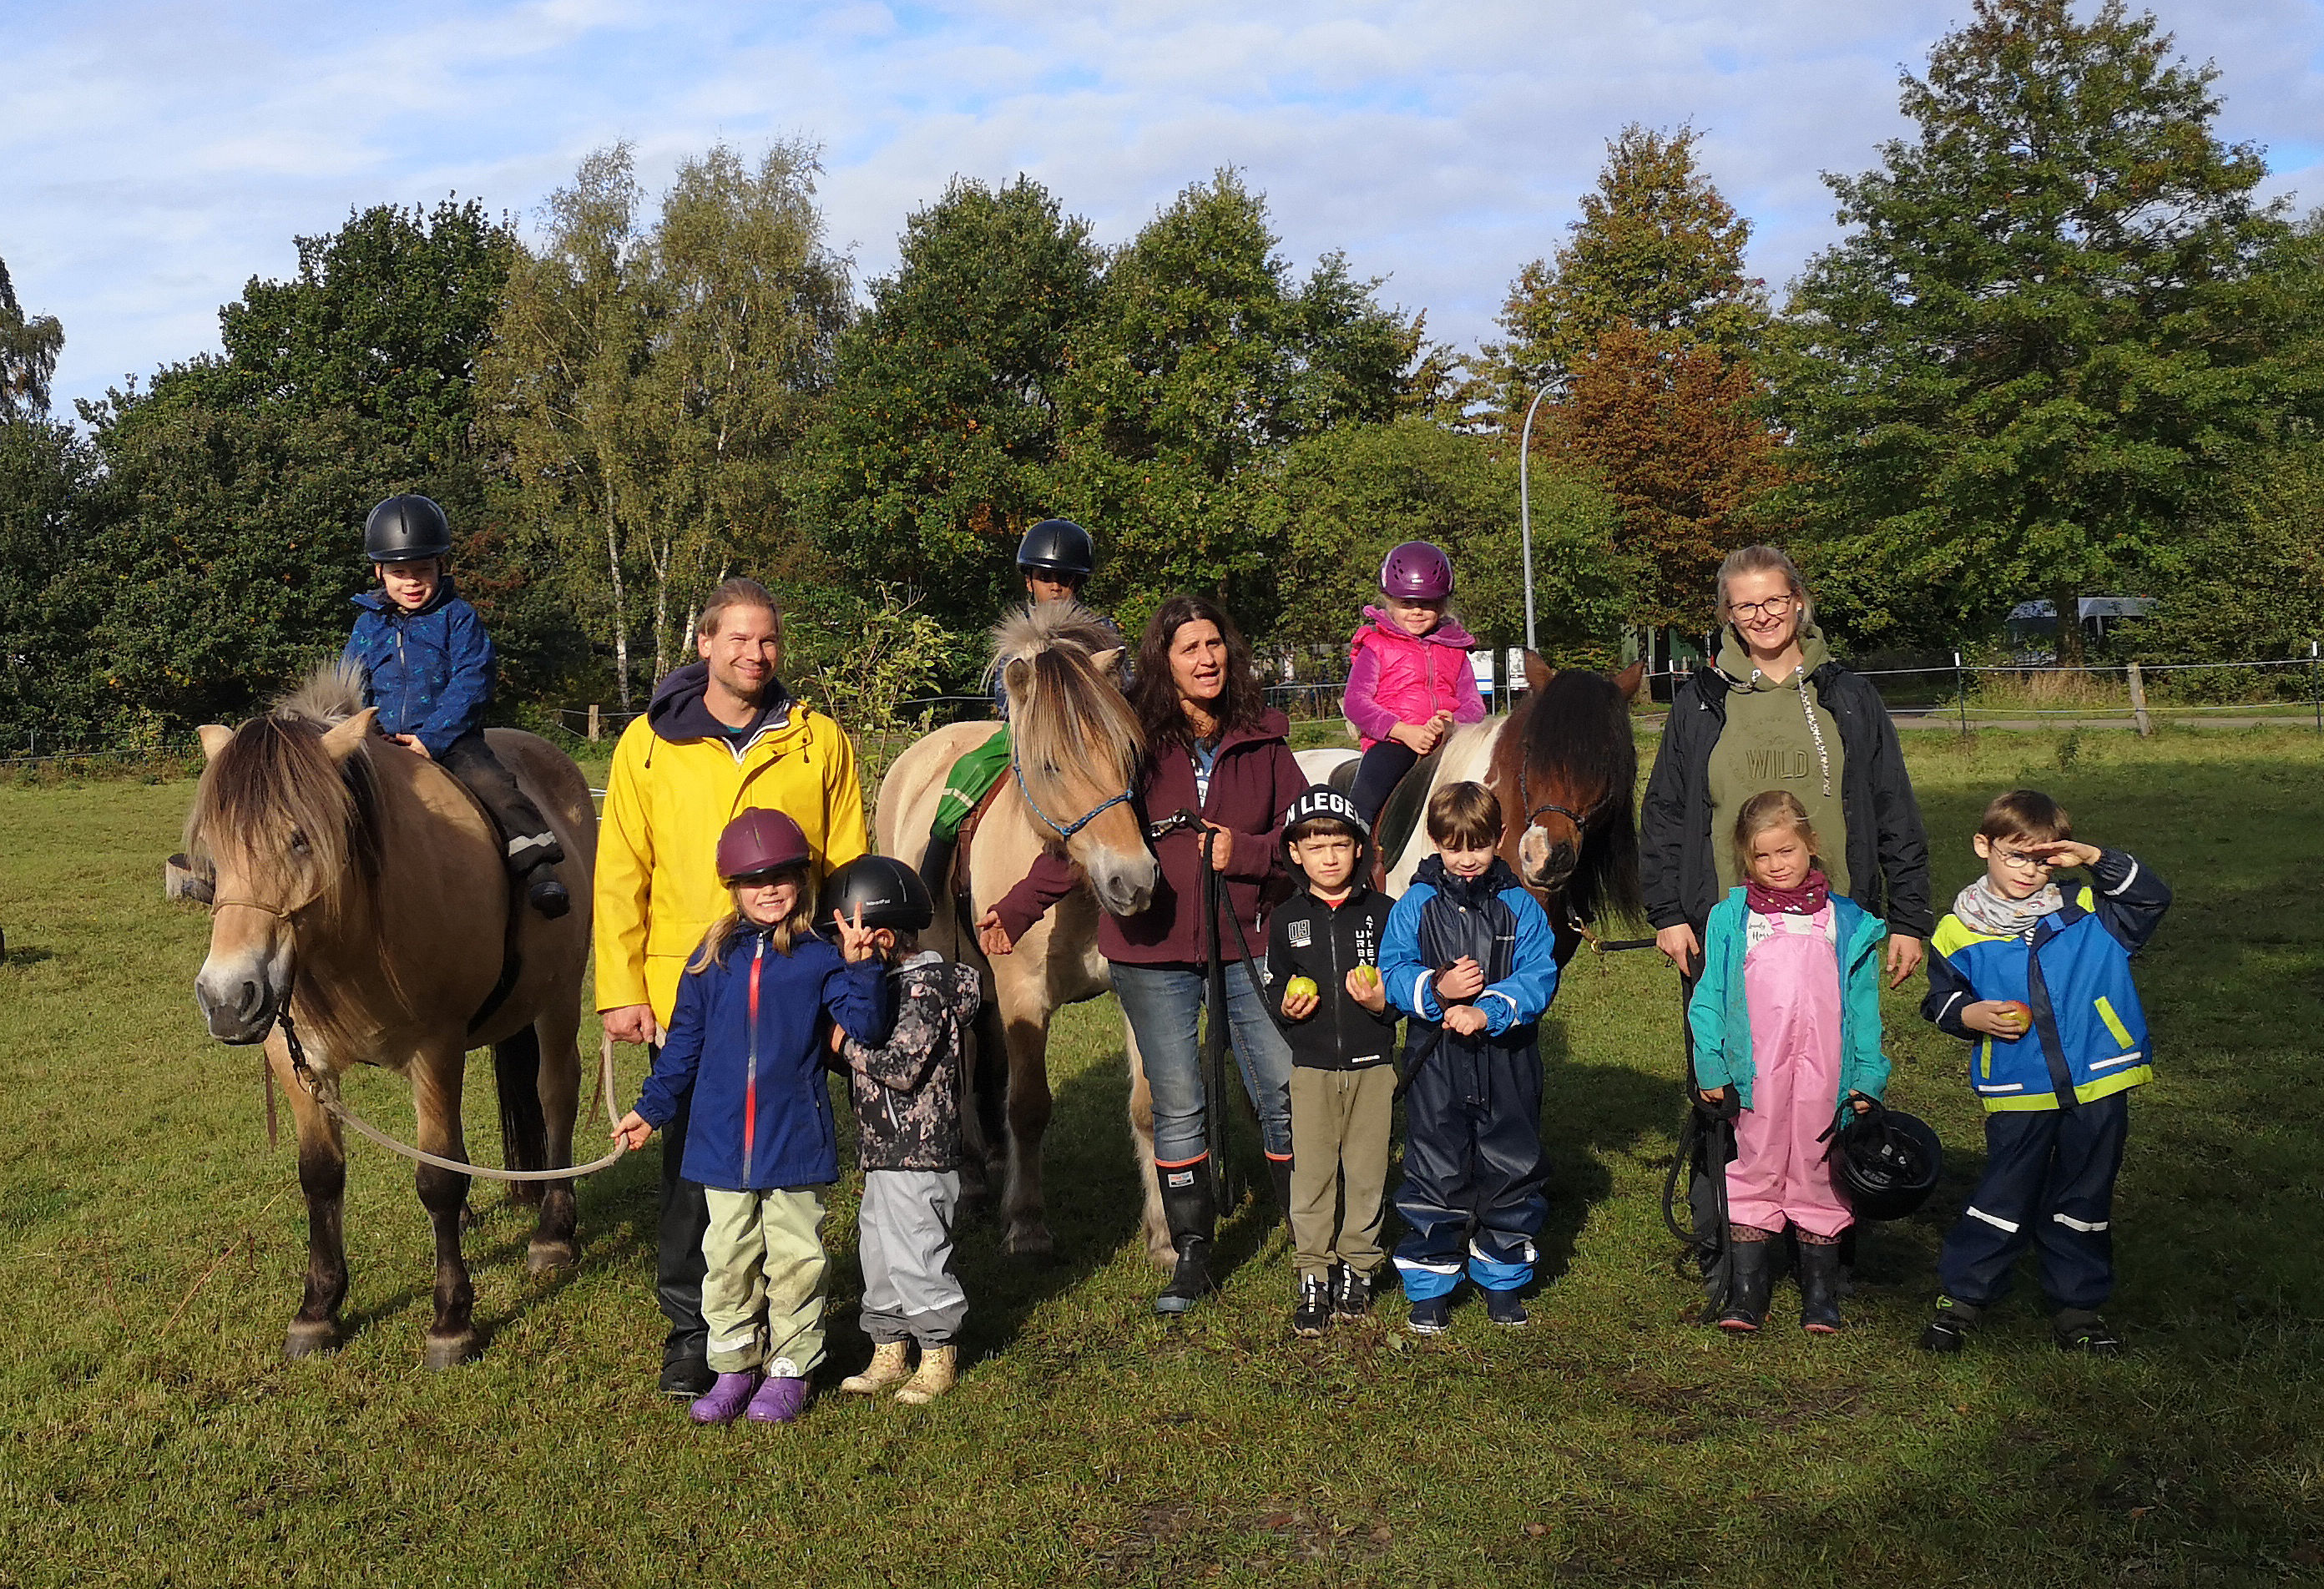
[1918,789,2170,1356]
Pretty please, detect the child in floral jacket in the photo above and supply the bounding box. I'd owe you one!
[825,857,983,1405]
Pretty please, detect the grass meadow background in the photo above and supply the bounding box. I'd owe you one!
[1,726,2319,1586]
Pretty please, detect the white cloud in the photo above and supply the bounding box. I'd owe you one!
[3,0,2319,414]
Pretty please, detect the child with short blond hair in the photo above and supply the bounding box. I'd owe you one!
[1380,781,1559,1333]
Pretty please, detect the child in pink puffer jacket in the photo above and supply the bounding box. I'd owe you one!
[1345,541,1486,825]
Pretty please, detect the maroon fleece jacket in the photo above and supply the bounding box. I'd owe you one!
[990,709,1305,966]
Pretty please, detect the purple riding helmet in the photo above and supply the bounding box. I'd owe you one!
[1379,540,1454,603]
[716,809,811,880]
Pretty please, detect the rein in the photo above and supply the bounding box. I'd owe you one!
[1012,756,1134,843]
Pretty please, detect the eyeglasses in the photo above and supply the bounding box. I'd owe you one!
[1730,595,1796,623]
[1990,848,2052,872]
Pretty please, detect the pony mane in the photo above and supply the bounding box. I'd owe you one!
[1523,669,1644,926]
[991,602,1142,791]
[184,663,382,894]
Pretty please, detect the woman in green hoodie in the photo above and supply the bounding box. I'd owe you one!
[1639,547,1934,991]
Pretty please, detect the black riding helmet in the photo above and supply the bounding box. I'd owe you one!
[1017,517,1095,580]
[820,855,935,936]
[1824,1098,1943,1222]
[364,494,453,564]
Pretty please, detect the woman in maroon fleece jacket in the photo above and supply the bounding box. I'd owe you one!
[979,594,1306,1313]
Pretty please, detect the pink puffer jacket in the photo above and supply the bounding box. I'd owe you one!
[1345,608,1486,749]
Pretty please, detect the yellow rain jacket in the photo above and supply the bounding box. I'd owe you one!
[594,664,869,1025]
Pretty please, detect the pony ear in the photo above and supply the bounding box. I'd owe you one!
[198,724,234,762]
[320,709,378,764]
[1089,647,1124,677]
[1002,657,1035,707]
[1522,652,1556,694]
[1613,660,1647,700]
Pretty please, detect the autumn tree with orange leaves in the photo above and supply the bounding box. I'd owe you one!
[1480,124,1791,631]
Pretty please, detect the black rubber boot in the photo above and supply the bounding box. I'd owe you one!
[1797,1241,1844,1333]
[917,830,958,904]
[523,859,572,919]
[1266,1154,1294,1229]
[1717,1238,1773,1331]
[1154,1170,1217,1316]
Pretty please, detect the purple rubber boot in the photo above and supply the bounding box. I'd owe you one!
[687,1371,760,1425]
[745,1375,811,1425]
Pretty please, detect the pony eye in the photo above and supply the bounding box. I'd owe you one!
[289,830,311,855]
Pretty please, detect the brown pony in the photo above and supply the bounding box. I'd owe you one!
[874,603,1167,1259]
[1377,657,1648,963]
[186,667,596,1367]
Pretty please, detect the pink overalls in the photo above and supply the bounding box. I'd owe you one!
[1725,904,1852,1238]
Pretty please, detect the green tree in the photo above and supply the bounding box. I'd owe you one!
[1264,417,1631,669]
[1478,124,1770,411]
[483,141,850,701]
[78,201,539,736]
[799,176,1103,628]
[0,255,64,421]
[1055,169,1415,636]
[1777,0,2287,659]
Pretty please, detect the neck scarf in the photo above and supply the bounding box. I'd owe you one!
[1951,875,2063,938]
[1746,866,1831,917]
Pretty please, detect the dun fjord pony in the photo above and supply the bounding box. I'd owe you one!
[1304,657,1646,965]
[186,667,597,1366]
[875,603,1173,1261]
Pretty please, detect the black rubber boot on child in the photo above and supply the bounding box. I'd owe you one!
[1717,1238,1773,1331]
[1154,1170,1217,1315]
[1266,1154,1294,1230]
[1797,1241,1843,1333]
[523,858,572,919]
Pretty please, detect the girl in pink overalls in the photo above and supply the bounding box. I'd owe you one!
[1344,541,1487,825]
[1686,790,1890,1333]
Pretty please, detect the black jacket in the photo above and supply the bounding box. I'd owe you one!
[1266,885,1399,1072]
[1641,663,1934,939]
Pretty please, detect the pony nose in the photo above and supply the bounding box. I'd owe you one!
[196,966,276,1042]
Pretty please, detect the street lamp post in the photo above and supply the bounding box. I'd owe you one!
[1518,386,1548,656]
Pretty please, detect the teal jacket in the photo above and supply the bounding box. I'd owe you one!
[1687,888,1889,1117]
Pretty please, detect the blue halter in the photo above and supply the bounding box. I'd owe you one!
[1012,754,1134,842]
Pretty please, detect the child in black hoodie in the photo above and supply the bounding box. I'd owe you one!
[1269,786,1401,1335]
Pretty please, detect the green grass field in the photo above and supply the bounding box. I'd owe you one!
[3,727,2319,1586]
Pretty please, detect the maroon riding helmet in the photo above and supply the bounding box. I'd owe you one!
[715,809,811,880]
[1380,540,1454,602]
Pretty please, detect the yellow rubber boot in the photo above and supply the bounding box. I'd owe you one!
[840,1340,912,1395]
[893,1344,957,1405]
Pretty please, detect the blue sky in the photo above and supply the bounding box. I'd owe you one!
[6,0,2321,417]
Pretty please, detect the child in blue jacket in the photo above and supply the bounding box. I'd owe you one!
[614,810,892,1425]
[1918,789,2170,1357]
[1689,790,1887,1334]
[1382,780,1559,1333]
[341,493,568,916]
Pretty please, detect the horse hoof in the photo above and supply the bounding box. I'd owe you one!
[1003,1224,1055,1260]
[283,1320,340,1360]
[526,1238,580,1274]
[422,1332,479,1370]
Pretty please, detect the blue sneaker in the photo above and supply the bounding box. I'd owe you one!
[1407,1295,1452,1335]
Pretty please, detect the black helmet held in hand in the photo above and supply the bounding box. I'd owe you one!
[1824,1097,1943,1222]
[363,494,453,564]
[820,855,935,935]
[1016,517,1095,580]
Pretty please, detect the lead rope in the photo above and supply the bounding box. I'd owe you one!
[271,981,629,1182]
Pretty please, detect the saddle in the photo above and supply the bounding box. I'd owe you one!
[944,776,1009,926]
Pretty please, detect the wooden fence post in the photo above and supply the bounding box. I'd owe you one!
[2126,663,2152,737]
[587,704,600,743]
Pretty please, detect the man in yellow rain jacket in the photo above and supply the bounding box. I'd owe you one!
[594,577,868,1395]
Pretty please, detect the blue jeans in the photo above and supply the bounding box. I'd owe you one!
[1110,961,1294,1168]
